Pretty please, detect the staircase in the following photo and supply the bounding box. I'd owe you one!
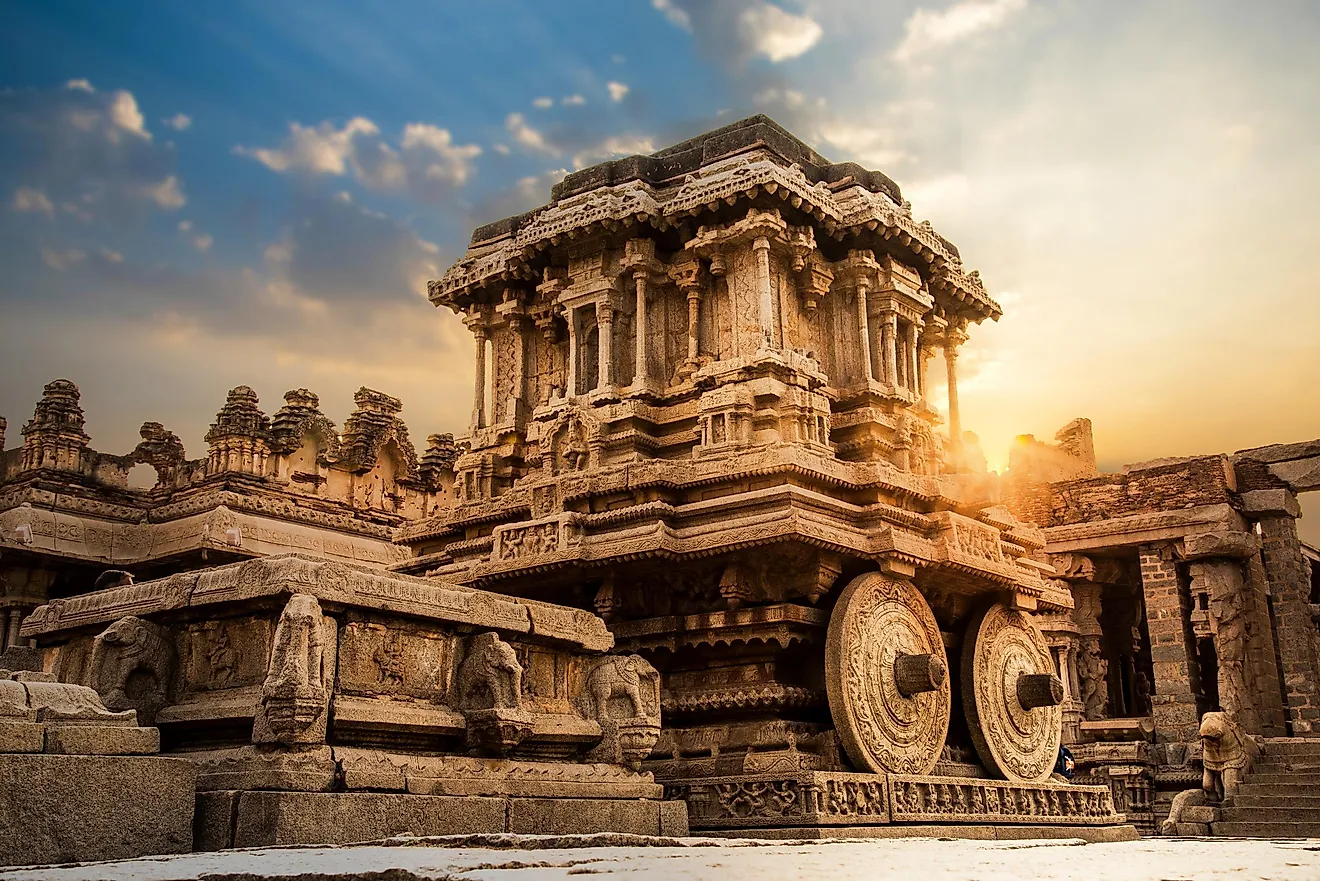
[1214,738,1320,837]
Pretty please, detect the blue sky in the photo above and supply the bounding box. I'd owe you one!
[2,0,1318,537]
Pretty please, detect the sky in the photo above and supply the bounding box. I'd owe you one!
[0,0,1317,537]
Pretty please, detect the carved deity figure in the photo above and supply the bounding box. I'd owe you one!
[89,615,174,726]
[1199,711,1259,802]
[1077,640,1109,720]
[260,594,328,740]
[1209,576,1250,724]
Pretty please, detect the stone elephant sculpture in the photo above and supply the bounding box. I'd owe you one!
[88,615,174,725]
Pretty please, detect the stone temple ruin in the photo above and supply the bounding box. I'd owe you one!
[1,116,1318,865]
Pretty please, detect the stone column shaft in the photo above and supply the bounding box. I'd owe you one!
[471,328,488,429]
[856,281,874,383]
[753,237,774,349]
[566,313,578,397]
[596,301,614,389]
[634,272,649,386]
[907,323,920,395]
[5,610,20,651]
[686,290,701,362]
[883,313,899,387]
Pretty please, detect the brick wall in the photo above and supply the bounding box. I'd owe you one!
[1139,543,1201,743]
[1259,515,1320,733]
[1005,456,1233,528]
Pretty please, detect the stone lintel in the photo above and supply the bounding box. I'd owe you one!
[1043,503,1243,553]
[1240,488,1302,518]
[1177,530,1259,561]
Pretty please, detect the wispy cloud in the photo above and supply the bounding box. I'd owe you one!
[892,0,1029,65]
[236,117,482,197]
[607,82,629,102]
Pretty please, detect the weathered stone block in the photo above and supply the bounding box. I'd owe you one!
[44,723,159,755]
[508,797,678,835]
[0,721,43,753]
[0,754,195,867]
[1180,804,1219,824]
[230,791,507,847]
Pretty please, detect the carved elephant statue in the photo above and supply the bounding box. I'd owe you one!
[582,654,659,721]
[455,632,524,711]
[88,615,174,725]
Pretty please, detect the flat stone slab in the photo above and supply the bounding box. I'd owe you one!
[0,754,195,868]
[5,835,1320,880]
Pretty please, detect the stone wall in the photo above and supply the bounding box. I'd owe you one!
[1006,456,1234,529]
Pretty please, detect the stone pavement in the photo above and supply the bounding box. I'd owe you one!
[3,834,1318,881]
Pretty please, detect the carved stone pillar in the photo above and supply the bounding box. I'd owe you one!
[907,322,920,396]
[669,260,703,378]
[2,610,16,651]
[1071,581,1109,721]
[468,318,489,430]
[595,300,614,389]
[633,271,649,387]
[882,312,899,387]
[945,324,967,465]
[855,278,874,384]
[918,334,936,404]
[753,236,774,349]
[566,311,578,397]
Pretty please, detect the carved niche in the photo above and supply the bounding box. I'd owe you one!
[576,654,662,770]
[88,615,176,726]
[452,631,532,755]
[254,594,335,745]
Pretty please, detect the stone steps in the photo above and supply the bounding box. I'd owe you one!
[1213,821,1320,838]
[1235,772,1320,786]
[1222,807,1320,823]
[1234,795,1320,809]
[1236,782,1320,797]
[1207,739,1320,837]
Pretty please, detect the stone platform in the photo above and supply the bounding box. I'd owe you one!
[19,554,687,852]
[197,790,688,849]
[0,669,196,867]
[665,771,1131,838]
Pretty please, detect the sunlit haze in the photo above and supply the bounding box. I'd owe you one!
[1,1,1316,539]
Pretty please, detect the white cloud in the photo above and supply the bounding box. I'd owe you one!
[652,0,692,30]
[237,117,482,196]
[237,117,379,174]
[532,96,554,109]
[573,135,654,170]
[162,113,192,131]
[399,123,483,186]
[12,187,55,218]
[177,219,192,232]
[892,0,1029,64]
[135,175,186,209]
[492,143,510,155]
[100,247,123,263]
[107,90,150,140]
[191,233,213,252]
[563,94,587,106]
[41,247,87,270]
[739,3,823,62]
[64,79,94,93]
[607,82,630,102]
[818,122,907,168]
[505,112,555,154]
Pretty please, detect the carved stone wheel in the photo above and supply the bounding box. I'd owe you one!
[960,601,1064,784]
[824,573,951,776]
